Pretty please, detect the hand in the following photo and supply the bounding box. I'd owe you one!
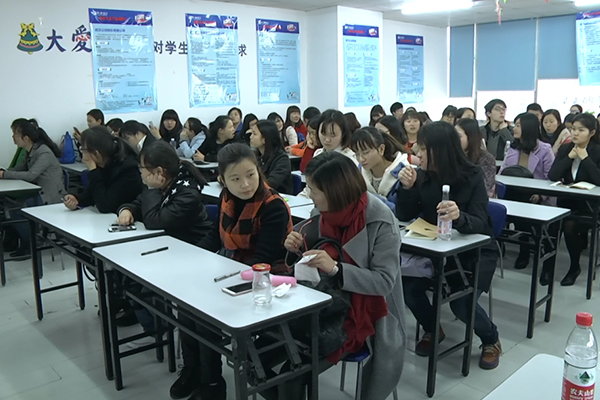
[285,146,292,154]
[303,249,337,274]
[498,121,508,130]
[284,231,303,255]
[63,194,79,210]
[306,136,316,149]
[144,172,166,189]
[575,147,588,160]
[398,164,417,189]
[149,123,160,139]
[73,127,81,142]
[568,147,578,159]
[0,170,4,179]
[180,129,189,141]
[82,156,97,171]
[437,200,460,222]
[117,209,134,225]
[193,151,205,162]
[530,194,541,204]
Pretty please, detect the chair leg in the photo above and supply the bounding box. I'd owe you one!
[393,387,399,400]
[415,323,420,342]
[60,252,65,271]
[339,361,347,391]
[496,241,504,279]
[355,360,364,400]
[51,249,55,262]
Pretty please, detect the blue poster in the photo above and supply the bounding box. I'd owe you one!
[89,9,157,113]
[256,19,300,104]
[342,25,380,107]
[186,14,240,107]
[396,35,424,104]
[576,11,600,86]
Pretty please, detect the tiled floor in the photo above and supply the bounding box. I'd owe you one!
[1,241,598,400]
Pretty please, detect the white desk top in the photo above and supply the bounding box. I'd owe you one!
[288,154,301,160]
[202,182,313,208]
[401,230,490,258]
[496,175,600,199]
[203,182,223,199]
[490,199,571,222]
[60,162,88,174]
[0,180,41,195]
[93,236,332,330]
[496,160,503,168]
[291,205,313,221]
[22,204,164,247]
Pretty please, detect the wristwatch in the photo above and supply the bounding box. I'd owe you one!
[329,262,340,276]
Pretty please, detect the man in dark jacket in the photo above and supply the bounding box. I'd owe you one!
[480,99,514,160]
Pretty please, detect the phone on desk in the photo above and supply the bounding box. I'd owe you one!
[222,282,253,296]
[108,224,137,233]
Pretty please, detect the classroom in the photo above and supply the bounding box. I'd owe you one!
[2,0,600,399]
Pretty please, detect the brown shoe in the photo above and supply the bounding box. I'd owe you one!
[479,340,502,370]
[415,327,445,357]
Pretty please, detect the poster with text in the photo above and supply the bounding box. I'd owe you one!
[343,25,380,107]
[186,14,240,107]
[256,19,300,104]
[396,35,424,103]
[576,11,600,86]
[89,8,157,113]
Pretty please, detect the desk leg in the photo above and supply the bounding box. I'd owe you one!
[309,311,320,400]
[462,250,479,377]
[545,221,562,323]
[527,226,543,339]
[427,257,444,398]
[0,224,6,287]
[96,259,114,381]
[106,269,124,390]
[30,220,43,321]
[75,261,85,310]
[588,203,600,300]
[233,335,249,400]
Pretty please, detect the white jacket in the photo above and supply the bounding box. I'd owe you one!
[361,151,408,199]
[285,126,299,146]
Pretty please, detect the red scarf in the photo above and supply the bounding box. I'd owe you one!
[319,192,388,363]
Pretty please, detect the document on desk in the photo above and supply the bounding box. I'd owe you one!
[550,181,596,190]
[405,218,437,240]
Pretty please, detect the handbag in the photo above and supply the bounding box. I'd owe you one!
[59,131,76,164]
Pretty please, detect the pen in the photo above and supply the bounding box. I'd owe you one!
[141,247,169,256]
[214,270,241,282]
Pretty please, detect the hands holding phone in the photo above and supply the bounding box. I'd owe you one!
[63,195,79,210]
[117,209,134,225]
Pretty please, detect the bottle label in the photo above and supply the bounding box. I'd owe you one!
[562,362,596,400]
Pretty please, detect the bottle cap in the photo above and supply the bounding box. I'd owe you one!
[252,263,271,272]
[576,312,593,327]
[442,185,450,192]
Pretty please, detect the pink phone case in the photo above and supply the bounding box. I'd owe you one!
[240,270,297,286]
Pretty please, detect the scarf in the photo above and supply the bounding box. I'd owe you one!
[319,192,388,363]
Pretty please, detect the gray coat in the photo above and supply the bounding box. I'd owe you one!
[305,193,407,400]
[4,143,66,204]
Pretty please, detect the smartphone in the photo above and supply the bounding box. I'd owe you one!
[221,282,253,296]
[108,224,137,233]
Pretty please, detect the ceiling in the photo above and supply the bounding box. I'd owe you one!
[215,0,595,27]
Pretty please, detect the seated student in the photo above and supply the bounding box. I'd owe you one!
[270,151,405,400]
[418,111,432,125]
[121,120,156,154]
[390,101,404,120]
[549,113,600,286]
[397,122,501,370]
[405,106,417,113]
[376,115,408,146]
[441,105,458,125]
[250,120,293,194]
[564,113,575,133]
[240,113,258,145]
[106,118,124,136]
[456,107,476,121]
[73,109,105,143]
[369,104,386,127]
[480,99,514,160]
[228,107,243,137]
[194,115,236,162]
[170,143,292,400]
[527,103,544,121]
[268,112,297,148]
[297,116,322,172]
[150,109,183,144]
[302,106,321,126]
[290,112,321,158]
[541,109,572,155]
[9,119,42,169]
[2,119,66,259]
[63,126,143,214]
[570,104,583,115]
[177,117,207,159]
[344,112,362,135]
[456,119,497,198]
[401,110,423,166]
[351,127,408,212]
[284,105,307,142]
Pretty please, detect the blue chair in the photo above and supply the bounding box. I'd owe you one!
[340,346,399,400]
[496,181,506,199]
[291,174,302,195]
[297,132,306,142]
[81,170,89,188]
[205,204,218,223]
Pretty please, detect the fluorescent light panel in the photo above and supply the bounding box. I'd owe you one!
[574,0,600,7]
[401,0,473,15]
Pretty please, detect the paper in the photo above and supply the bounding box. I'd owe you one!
[294,254,320,285]
[551,181,596,190]
[406,218,438,239]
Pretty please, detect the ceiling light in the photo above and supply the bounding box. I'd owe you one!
[400,0,473,15]
[574,0,600,7]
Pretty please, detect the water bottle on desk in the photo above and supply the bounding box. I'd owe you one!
[562,312,597,400]
[504,140,511,160]
[252,264,272,306]
[170,138,177,149]
[437,185,452,241]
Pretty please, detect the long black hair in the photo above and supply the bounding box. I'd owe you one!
[369,105,385,127]
[121,120,151,139]
[158,109,183,139]
[511,113,539,154]
[87,109,105,125]
[241,113,258,145]
[106,118,124,135]
[208,115,231,140]
[256,120,284,160]
[140,140,207,188]
[376,115,408,145]
[10,119,62,158]
[186,117,207,137]
[351,127,406,162]
[540,109,566,146]
[267,112,287,145]
[318,109,352,149]
[284,105,304,131]
[80,126,136,165]
[456,118,485,163]
[573,113,600,144]
[418,121,477,185]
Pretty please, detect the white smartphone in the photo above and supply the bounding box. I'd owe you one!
[221,282,253,296]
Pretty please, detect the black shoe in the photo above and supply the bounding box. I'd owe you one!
[188,377,226,400]
[540,266,552,286]
[115,307,138,327]
[10,246,31,261]
[514,253,529,270]
[170,366,201,399]
[561,267,581,287]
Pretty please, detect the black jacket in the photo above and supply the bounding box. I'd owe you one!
[480,124,514,161]
[198,136,236,162]
[120,166,212,247]
[258,148,293,194]
[77,155,143,214]
[141,134,157,154]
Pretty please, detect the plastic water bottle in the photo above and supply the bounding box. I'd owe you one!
[437,185,452,241]
[252,264,272,306]
[504,140,511,160]
[562,312,597,400]
[170,138,177,149]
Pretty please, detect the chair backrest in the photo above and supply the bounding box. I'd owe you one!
[81,170,89,188]
[291,174,302,195]
[205,204,218,223]
[488,202,507,238]
[62,170,69,191]
[495,181,506,199]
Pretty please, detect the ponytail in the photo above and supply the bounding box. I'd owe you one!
[140,140,207,188]
[81,126,136,164]
[10,118,62,158]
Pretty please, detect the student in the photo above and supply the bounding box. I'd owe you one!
[170,144,292,400]
[418,111,432,125]
[240,113,258,145]
[9,118,42,169]
[268,112,297,147]
[441,105,458,124]
[570,104,583,115]
[376,115,408,146]
[250,120,293,194]
[106,118,124,136]
[302,106,321,126]
[344,112,362,135]
[405,106,417,113]
[276,151,406,400]
[121,120,156,154]
[228,107,243,137]
[63,126,143,214]
[548,113,600,286]
[397,121,501,370]
[351,127,408,212]
[480,99,514,161]
[541,109,572,155]
[177,117,207,159]
[297,116,321,172]
[456,107,476,121]
[73,109,105,142]
[456,119,497,198]
[284,105,307,142]
[150,109,183,145]
[2,119,66,258]
[401,110,423,166]
[564,113,575,133]
[194,115,236,162]
[369,105,386,127]
[390,102,404,120]
[527,103,544,121]
[290,113,320,158]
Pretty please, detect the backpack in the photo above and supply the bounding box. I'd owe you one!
[59,131,76,164]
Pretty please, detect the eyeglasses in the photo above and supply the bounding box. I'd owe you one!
[493,106,506,113]
[355,148,376,159]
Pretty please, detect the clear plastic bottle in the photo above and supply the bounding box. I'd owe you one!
[252,263,272,306]
[562,312,597,400]
[170,138,177,149]
[437,185,452,241]
[504,140,511,160]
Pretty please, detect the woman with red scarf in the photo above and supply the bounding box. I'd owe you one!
[278,152,406,400]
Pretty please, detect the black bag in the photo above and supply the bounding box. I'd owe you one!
[501,165,534,202]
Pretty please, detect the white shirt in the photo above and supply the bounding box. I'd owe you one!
[137,135,147,153]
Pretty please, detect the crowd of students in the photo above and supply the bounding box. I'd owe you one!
[2,98,600,400]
